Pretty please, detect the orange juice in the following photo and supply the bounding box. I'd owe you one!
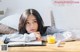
[47,35,56,44]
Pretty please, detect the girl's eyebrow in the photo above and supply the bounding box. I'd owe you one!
[32,18,36,20]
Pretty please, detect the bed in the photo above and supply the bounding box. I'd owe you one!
[0,14,20,34]
[0,14,20,41]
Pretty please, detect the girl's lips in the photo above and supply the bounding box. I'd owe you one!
[30,29,35,32]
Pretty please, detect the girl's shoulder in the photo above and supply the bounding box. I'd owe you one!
[44,26,56,35]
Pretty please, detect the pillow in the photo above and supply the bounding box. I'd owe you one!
[0,23,17,34]
[0,13,21,30]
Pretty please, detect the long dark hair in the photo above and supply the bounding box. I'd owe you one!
[18,9,44,35]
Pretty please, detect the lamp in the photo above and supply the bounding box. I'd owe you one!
[50,10,56,27]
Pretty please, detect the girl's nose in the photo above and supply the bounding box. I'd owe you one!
[30,23,34,28]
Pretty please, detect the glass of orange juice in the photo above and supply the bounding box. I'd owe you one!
[47,35,56,44]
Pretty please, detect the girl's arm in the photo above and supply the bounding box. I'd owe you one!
[24,33,36,42]
[45,26,64,35]
[4,33,36,44]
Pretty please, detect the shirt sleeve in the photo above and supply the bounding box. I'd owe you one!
[45,26,65,35]
[4,33,36,43]
[24,33,36,42]
[45,26,56,35]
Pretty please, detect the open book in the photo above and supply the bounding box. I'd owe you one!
[7,41,46,47]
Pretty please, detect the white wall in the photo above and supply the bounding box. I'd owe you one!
[52,0,80,30]
[0,0,52,26]
[1,0,80,30]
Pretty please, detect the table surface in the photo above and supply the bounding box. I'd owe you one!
[5,41,80,52]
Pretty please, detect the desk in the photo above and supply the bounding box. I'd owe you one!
[7,41,80,52]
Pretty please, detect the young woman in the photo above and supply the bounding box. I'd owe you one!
[18,9,45,40]
[3,9,55,43]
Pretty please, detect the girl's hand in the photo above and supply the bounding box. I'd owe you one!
[33,32,42,41]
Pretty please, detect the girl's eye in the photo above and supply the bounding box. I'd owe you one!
[26,22,29,24]
[34,20,37,23]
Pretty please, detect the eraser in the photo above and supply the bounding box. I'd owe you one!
[55,40,61,47]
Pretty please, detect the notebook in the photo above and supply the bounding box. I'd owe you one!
[7,41,46,47]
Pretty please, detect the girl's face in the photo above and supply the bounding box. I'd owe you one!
[26,14,38,33]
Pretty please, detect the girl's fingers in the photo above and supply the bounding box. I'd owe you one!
[33,32,42,41]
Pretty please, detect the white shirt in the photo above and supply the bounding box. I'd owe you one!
[1,32,36,43]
